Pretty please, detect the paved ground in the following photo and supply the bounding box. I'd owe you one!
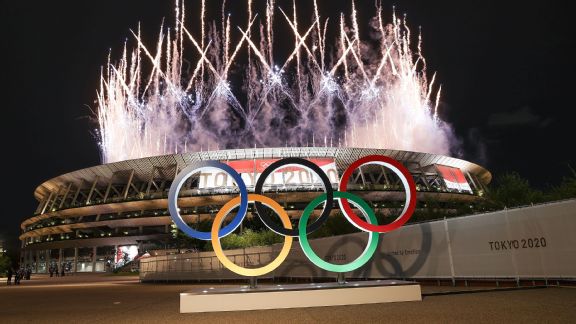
[1,275,575,323]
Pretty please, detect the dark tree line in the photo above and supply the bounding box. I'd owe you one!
[488,165,576,208]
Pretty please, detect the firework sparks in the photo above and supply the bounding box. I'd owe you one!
[96,0,455,163]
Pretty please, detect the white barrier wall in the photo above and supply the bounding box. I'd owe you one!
[140,199,576,281]
[448,200,575,278]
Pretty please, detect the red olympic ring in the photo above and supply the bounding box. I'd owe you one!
[338,155,417,233]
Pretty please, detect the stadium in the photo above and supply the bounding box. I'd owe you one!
[19,147,491,274]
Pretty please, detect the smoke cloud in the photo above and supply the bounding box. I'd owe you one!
[96,0,458,163]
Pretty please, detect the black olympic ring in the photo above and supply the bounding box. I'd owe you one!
[253,157,334,237]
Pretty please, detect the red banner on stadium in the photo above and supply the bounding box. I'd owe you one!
[198,159,338,188]
[436,165,473,193]
[227,159,335,173]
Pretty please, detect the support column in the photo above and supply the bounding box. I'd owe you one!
[358,166,367,186]
[49,187,63,212]
[21,250,26,268]
[418,163,431,191]
[35,250,39,273]
[58,248,63,274]
[472,174,488,193]
[58,183,72,209]
[466,172,479,191]
[46,249,51,271]
[114,245,118,268]
[444,217,456,286]
[73,248,78,273]
[71,186,82,206]
[122,169,135,199]
[92,247,97,272]
[40,192,54,215]
[86,177,100,204]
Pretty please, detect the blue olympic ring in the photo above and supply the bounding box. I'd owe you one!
[168,161,248,240]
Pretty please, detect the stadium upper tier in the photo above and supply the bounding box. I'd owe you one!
[34,147,490,200]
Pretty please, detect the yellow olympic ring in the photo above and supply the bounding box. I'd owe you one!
[211,194,293,277]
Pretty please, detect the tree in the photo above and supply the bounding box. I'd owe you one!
[489,172,544,208]
[548,165,576,200]
[0,254,12,276]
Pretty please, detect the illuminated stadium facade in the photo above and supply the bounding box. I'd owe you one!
[20,147,491,273]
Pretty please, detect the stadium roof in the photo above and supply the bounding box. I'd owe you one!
[34,147,491,200]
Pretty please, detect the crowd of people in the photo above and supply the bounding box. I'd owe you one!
[5,266,32,285]
[4,262,72,285]
[48,264,66,277]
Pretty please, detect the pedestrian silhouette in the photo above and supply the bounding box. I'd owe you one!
[6,267,13,285]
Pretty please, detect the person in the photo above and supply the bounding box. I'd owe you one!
[26,267,31,280]
[14,268,22,285]
[49,265,53,277]
[61,266,65,277]
[6,267,13,285]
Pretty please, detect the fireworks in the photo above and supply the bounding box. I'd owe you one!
[96,0,455,163]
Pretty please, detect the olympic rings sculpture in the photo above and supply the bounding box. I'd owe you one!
[168,155,417,277]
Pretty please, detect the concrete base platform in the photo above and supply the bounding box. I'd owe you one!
[180,280,421,313]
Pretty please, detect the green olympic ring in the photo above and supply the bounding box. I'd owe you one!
[299,191,380,273]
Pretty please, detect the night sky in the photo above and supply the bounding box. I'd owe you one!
[1,0,574,246]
